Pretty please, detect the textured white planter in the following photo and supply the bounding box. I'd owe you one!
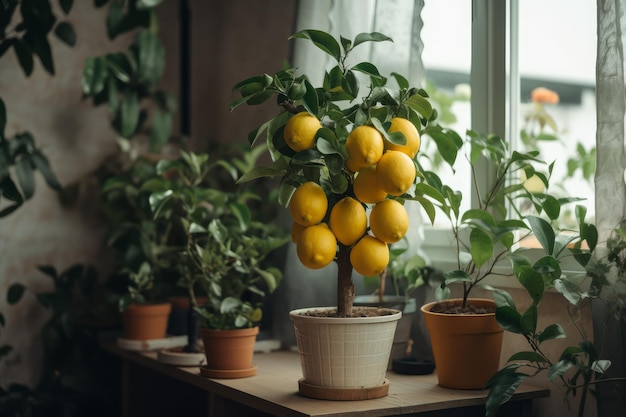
[289,306,401,389]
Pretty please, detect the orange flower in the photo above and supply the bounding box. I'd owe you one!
[531,87,559,104]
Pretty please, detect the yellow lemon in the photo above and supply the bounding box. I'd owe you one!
[376,150,417,196]
[329,197,367,246]
[369,199,409,243]
[345,125,384,171]
[296,223,337,269]
[283,112,322,152]
[353,166,387,204]
[350,235,389,277]
[385,117,421,158]
[291,221,306,243]
[289,181,328,226]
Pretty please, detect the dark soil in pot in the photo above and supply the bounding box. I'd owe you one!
[429,300,496,315]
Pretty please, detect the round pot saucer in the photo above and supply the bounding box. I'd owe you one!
[298,378,390,400]
[200,365,257,379]
[392,357,435,375]
[157,347,206,366]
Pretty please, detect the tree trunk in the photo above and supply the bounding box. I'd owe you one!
[336,243,355,316]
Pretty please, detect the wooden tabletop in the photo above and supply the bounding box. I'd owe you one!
[105,344,549,417]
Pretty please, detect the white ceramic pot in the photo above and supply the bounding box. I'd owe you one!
[289,306,401,389]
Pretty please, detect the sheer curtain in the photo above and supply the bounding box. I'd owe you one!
[595,1,626,414]
[271,0,430,349]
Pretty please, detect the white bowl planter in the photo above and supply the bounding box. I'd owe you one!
[289,306,401,397]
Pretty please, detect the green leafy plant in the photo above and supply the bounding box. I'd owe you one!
[484,209,625,417]
[231,29,461,316]
[434,131,587,309]
[81,0,175,153]
[0,0,76,217]
[143,149,290,330]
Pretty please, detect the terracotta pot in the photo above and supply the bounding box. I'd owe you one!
[421,298,503,389]
[122,302,172,341]
[289,306,401,390]
[200,326,259,377]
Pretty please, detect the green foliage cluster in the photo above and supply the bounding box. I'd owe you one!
[101,147,289,329]
[81,0,175,152]
[0,0,75,217]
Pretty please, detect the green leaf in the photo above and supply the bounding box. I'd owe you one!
[423,126,459,166]
[7,283,26,304]
[541,194,560,220]
[527,215,555,255]
[390,72,409,89]
[120,91,140,138]
[302,79,319,116]
[16,158,35,199]
[352,32,393,48]
[469,227,493,268]
[54,22,76,47]
[12,39,34,77]
[351,62,381,78]
[136,30,165,85]
[289,30,341,62]
[31,153,61,190]
[485,367,528,417]
[496,306,523,333]
[405,93,433,120]
[485,286,516,309]
[548,360,574,380]
[508,351,548,363]
[149,110,172,152]
[82,56,108,95]
[443,270,472,285]
[537,323,566,344]
[27,33,55,75]
[520,304,537,334]
[60,0,74,14]
[106,1,125,39]
[516,265,545,305]
[149,190,173,218]
[462,209,495,225]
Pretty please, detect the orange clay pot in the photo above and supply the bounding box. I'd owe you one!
[200,326,259,378]
[122,302,172,341]
[421,298,503,389]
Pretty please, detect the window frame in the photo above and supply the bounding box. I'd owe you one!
[422,0,587,285]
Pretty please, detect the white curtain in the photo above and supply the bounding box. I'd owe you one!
[596,0,626,242]
[594,1,626,414]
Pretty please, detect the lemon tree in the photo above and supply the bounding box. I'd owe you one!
[231,30,462,316]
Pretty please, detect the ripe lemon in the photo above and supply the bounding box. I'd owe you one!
[284,112,322,152]
[291,221,306,242]
[353,166,387,204]
[385,117,421,158]
[329,197,367,246]
[369,199,409,243]
[350,235,389,277]
[296,223,337,269]
[289,181,328,226]
[345,125,384,171]
[376,150,417,196]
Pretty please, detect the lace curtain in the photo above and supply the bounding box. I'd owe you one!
[594,1,626,415]
[596,0,626,243]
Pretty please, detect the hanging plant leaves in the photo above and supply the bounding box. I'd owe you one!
[54,22,76,47]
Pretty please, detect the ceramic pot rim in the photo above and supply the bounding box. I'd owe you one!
[420,298,496,317]
[289,306,402,324]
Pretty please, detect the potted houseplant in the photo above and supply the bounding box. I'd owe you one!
[485,215,626,417]
[231,29,459,399]
[139,148,289,375]
[418,130,580,389]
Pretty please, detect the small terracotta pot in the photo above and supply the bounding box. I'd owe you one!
[200,327,259,372]
[122,302,172,341]
[421,298,503,389]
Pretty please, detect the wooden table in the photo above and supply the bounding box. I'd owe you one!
[103,344,549,417]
